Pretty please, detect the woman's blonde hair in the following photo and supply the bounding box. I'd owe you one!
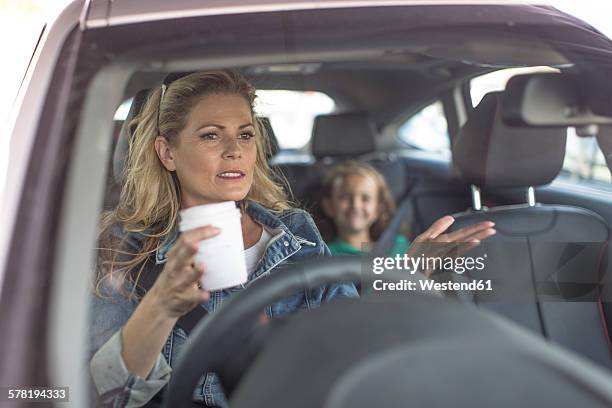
[95,70,290,299]
[320,160,397,241]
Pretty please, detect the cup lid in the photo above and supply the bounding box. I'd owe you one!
[179,201,238,220]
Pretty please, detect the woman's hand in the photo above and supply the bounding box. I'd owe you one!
[149,225,220,319]
[408,216,496,276]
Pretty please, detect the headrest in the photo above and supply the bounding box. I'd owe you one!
[452,92,567,188]
[113,89,150,184]
[311,113,376,159]
[259,116,279,160]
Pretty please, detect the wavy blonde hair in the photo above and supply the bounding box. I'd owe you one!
[95,70,290,299]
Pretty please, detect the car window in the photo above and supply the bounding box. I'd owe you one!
[254,90,335,150]
[398,100,450,157]
[470,67,612,189]
[561,127,611,185]
[114,97,133,121]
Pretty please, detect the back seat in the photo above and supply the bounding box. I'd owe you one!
[276,113,378,206]
[275,113,411,238]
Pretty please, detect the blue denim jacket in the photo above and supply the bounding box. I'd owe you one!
[89,201,358,407]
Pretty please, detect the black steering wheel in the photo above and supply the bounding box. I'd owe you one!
[161,256,399,407]
[160,255,612,408]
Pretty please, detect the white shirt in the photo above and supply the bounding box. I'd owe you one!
[244,226,272,275]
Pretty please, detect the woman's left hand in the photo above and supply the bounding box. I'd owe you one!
[408,215,496,276]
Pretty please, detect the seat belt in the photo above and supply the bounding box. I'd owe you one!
[372,196,415,257]
[138,257,208,335]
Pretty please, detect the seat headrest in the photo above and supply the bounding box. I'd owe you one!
[113,89,150,184]
[259,116,279,160]
[311,113,376,159]
[452,92,567,189]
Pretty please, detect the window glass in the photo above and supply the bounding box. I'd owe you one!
[469,67,611,188]
[114,97,133,121]
[561,128,611,185]
[398,101,449,155]
[254,90,335,149]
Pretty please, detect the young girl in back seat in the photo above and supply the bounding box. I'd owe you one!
[321,161,410,256]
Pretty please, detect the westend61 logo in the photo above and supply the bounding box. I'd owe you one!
[372,253,487,275]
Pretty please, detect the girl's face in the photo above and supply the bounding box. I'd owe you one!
[323,174,381,236]
[155,93,258,208]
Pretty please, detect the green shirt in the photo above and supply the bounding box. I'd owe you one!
[327,235,410,256]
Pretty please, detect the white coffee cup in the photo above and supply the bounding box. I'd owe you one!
[179,201,248,291]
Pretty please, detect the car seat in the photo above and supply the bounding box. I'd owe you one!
[275,113,409,238]
[450,91,612,368]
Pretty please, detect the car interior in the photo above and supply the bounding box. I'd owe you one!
[103,58,612,408]
[8,2,612,407]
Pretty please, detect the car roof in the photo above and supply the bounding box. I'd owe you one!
[85,0,557,28]
[85,1,610,127]
[68,0,612,127]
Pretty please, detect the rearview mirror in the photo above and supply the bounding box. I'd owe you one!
[502,73,612,127]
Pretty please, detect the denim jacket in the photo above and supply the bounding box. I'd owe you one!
[89,201,359,407]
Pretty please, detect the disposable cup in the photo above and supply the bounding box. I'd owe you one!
[178,201,247,291]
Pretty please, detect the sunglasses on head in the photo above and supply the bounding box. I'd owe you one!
[157,71,194,134]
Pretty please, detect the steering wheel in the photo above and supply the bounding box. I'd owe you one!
[160,255,612,408]
[162,256,404,407]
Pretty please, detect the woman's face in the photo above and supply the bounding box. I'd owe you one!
[156,93,257,208]
[323,174,381,236]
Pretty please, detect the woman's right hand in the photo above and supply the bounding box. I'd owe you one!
[149,225,221,319]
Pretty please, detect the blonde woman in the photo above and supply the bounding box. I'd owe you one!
[89,70,494,407]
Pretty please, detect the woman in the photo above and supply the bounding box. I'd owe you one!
[89,70,494,407]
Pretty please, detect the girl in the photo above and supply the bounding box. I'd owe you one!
[321,161,410,256]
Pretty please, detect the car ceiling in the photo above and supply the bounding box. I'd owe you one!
[100,4,612,127]
[124,56,482,129]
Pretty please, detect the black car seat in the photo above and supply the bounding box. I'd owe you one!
[112,90,150,186]
[276,113,378,206]
[101,89,151,210]
[450,91,612,368]
[258,116,279,161]
[311,113,376,159]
